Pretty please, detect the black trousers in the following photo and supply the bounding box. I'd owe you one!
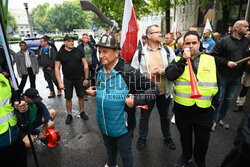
[0,137,27,167]
[43,69,60,93]
[174,102,213,167]
[18,67,36,94]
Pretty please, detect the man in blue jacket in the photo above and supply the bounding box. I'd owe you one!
[86,33,159,167]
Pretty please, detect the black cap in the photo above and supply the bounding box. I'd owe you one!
[142,35,147,39]
[24,88,43,103]
[64,35,75,41]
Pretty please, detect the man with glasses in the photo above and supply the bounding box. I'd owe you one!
[131,24,176,150]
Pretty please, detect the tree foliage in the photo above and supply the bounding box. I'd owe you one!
[7,11,17,33]
[148,0,187,12]
[199,0,235,33]
[47,1,90,33]
[89,0,151,28]
[30,3,52,33]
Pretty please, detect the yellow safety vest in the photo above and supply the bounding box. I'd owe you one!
[174,54,218,108]
[0,74,17,134]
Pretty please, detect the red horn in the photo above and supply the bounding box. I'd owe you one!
[187,58,202,98]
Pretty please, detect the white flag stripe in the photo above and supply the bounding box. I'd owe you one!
[120,0,133,48]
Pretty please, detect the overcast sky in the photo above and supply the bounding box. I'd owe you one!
[8,0,70,9]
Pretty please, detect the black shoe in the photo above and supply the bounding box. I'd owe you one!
[164,138,176,150]
[136,137,146,150]
[65,114,73,124]
[233,106,243,112]
[80,112,89,120]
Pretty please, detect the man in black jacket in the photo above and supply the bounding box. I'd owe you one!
[165,31,219,167]
[212,20,249,131]
[38,36,61,98]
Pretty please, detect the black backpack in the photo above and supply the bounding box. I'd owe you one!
[137,44,170,64]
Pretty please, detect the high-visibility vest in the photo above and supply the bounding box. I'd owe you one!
[0,74,17,135]
[174,54,218,108]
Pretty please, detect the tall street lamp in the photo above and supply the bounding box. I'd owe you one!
[24,3,34,37]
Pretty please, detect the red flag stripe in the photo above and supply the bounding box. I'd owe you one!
[120,0,139,63]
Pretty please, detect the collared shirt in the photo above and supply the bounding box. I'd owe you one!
[147,44,166,95]
[23,50,31,68]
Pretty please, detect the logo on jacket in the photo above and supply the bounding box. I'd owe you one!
[202,68,211,72]
[96,80,101,87]
[0,80,7,87]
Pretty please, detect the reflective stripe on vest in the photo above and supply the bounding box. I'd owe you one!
[0,110,14,124]
[174,54,218,108]
[174,81,217,87]
[0,98,11,108]
[0,74,17,135]
[174,91,213,100]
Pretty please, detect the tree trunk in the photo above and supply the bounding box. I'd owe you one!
[221,4,230,34]
[165,9,170,33]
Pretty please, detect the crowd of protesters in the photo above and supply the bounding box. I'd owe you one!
[0,19,249,167]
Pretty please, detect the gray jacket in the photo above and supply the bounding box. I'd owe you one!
[15,50,39,75]
[131,44,175,98]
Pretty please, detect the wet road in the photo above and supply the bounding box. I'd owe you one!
[10,42,250,167]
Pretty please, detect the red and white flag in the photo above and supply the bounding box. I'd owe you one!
[120,0,139,63]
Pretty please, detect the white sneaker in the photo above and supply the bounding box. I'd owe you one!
[218,120,230,129]
[105,164,118,167]
[236,96,246,106]
[211,122,216,132]
[171,115,175,124]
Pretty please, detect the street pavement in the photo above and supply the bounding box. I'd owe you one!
[10,42,250,167]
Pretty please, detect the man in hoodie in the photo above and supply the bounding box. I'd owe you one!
[38,36,61,98]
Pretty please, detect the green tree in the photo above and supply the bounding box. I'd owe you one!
[7,11,17,33]
[30,3,52,33]
[199,0,239,34]
[148,0,187,33]
[71,0,109,30]
[47,1,90,33]
[89,0,151,29]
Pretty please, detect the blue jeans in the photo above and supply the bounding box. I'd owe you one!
[213,75,241,122]
[139,95,171,139]
[102,129,134,167]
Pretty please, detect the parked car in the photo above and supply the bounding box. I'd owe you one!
[24,37,40,55]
